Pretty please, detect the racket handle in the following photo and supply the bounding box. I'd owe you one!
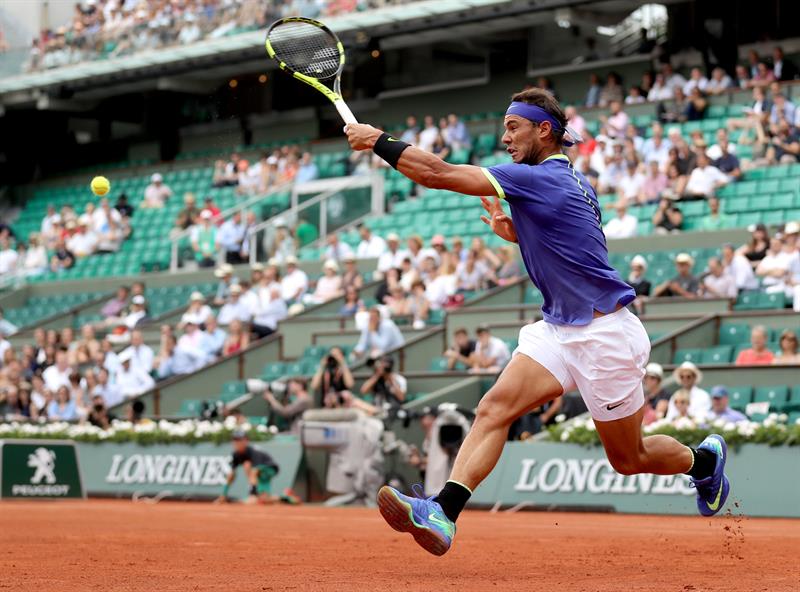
[334,100,358,125]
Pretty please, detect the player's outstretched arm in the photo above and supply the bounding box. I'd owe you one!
[345,123,497,198]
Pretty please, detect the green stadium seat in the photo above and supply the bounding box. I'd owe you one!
[727,386,753,410]
[673,348,704,364]
[429,357,450,371]
[719,323,750,345]
[753,385,789,409]
[176,399,204,418]
[701,345,733,364]
[262,361,286,380]
[221,381,247,398]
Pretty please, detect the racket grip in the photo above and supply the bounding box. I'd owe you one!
[334,100,358,125]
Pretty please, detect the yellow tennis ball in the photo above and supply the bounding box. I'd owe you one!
[90,176,110,196]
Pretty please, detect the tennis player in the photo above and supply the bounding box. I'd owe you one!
[345,87,730,556]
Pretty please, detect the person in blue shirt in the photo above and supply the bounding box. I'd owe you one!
[345,86,731,556]
[707,386,747,423]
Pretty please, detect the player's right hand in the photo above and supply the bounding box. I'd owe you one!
[480,196,518,244]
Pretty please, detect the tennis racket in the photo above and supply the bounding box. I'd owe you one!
[265,17,357,125]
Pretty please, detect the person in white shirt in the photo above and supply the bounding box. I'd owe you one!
[93,367,124,408]
[377,232,409,274]
[42,350,73,392]
[251,286,288,339]
[425,259,458,310]
[122,295,149,330]
[706,128,737,161]
[756,237,792,288]
[722,243,758,291]
[66,217,98,258]
[470,326,511,374]
[705,67,732,95]
[0,236,19,275]
[355,224,387,259]
[617,162,645,204]
[701,257,737,299]
[682,67,708,95]
[119,329,154,374]
[417,115,439,152]
[115,350,155,398]
[604,101,629,139]
[218,284,252,326]
[666,362,710,422]
[305,260,343,305]
[323,233,354,262]
[280,256,309,303]
[647,73,674,102]
[141,173,172,209]
[684,152,728,198]
[604,201,638,240]
[661,63,687,94]
[41,206,60,238]
[180,292,213,328]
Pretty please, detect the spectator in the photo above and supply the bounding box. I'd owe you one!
[683,152,727,199]
[661,63,687,94]
[700,196,730,231]
[701,257,737,299]
[668,389,694,423]
[213,264,238,306]
[377,232,408,274]
[456,250,489,292]
[737,223,770,267]
[174,194,200,233]
[710,136,741,180]
[92,367,122,408]
[626,254,652,299]
[352,307,404,361]
[772,46,798,82]
[22,234,48,276]
[0,236,18,276]
[652,198,683,234]
[251,286,287,339]
[280,256,309,303]
[585,73,602,108]
[269,219,296,265]
[115,193,134,219]
[339,285,364,317]
[48,385,79,421]
[156,333,206,380]
[703,67,731,95]
[707,386,747,423]
[642,362,669,424]
[191,210,217,267]
[218,284,252,326]
[356,224,387,259]
[400,115,419,144]
[765,121,800,165]
[444,328,476,370]
[341,255,364,291]
[446,114,471,150]
[306,260,343,305]
[431,128,450,161]
[749,61,775,88]
[470,326,510,374]
[115,350,154,398]
[222,319,250,356]
[295,152,319,184]
[312,347,355,408]
[653,253,699,298]
[625,86,645,104]
[42,349,72,392]
[407,281,430,329]
[495,245,522,285]
[602,100,628,138]
[360,355,407,409]
[773,330,800,365]
[101,286,130,320]
[66,216,97,258]
[735,325,774,365]
[49,238,75,272]
[120,330,154,374]
[769,93,796,126]
[721,243,758,292]
[647,72,673,102]
[261,378,312,433]
[639,159,668,203]
[425,259,458,310]
[141,173,172,209]
[598,72,624,108]
[667,362,710,421]
[116,295,148,331]
[180,292,213,328]
[604,200,638,239]
[323,233,354,262]
[217,211,247,265]
[417,115,438,152]
[682,67,708,95]
[617,162,645,205]
[756,237,791,290]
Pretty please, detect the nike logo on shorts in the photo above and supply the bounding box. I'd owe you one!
[606,401,625,411]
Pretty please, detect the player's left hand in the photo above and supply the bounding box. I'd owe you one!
[480,195,518,244]
[344,123,382,150]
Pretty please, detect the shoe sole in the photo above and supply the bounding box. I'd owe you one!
[377,486,450,556]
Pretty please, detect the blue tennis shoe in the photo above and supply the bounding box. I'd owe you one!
[377,485,455,556]
[691,434,730,517]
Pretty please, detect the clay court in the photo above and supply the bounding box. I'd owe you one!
[1,500,797,591]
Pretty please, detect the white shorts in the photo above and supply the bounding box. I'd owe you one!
[514,307,650,422]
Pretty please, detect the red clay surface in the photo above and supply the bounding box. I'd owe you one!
[1,500,797,592]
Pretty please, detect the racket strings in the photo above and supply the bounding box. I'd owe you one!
[268,22,341,79]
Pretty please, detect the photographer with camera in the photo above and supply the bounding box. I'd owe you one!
[262,377,312,433]
[359,355,407,411]
[87,393,115,429]
[311,346,356,409]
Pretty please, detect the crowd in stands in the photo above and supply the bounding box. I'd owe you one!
[211,147,319,196]
[25,0,418,72]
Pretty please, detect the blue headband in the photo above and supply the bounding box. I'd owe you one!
[505,101,582,147]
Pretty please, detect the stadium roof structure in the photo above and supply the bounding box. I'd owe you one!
[0,0,654,105]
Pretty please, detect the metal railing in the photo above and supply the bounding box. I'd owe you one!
[246,172,384,265]
[168,181,293,271]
